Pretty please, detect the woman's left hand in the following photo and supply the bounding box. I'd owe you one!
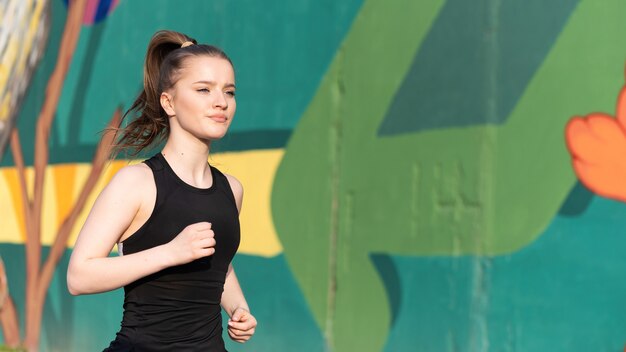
[227,307,257,343]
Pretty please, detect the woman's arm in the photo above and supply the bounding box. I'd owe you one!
[222,174,257,342]
[67,164,216,295]
[221,263,250,316]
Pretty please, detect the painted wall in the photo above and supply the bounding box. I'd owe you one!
[1,0,626,351]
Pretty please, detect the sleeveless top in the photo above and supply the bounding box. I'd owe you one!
[104,153,240,352]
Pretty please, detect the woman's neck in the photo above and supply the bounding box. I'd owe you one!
[161,138,213,188]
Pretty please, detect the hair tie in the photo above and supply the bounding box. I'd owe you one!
[181,41,194,48]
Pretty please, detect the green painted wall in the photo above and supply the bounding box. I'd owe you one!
[3,0,626,351]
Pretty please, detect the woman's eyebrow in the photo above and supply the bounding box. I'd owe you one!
[192,80,236,89]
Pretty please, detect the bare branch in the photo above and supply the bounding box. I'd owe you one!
[0,296,20,347]
[0,257,7,310]
[10,126,39,344]
[37,109,122,301]
[10,128,34,235]
[24,0,89,348]
[32,0,88,246]
[0,257,19,347]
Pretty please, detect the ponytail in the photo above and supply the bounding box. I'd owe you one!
[111,30,232,156]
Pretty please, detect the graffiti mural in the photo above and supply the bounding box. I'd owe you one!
[1,0,626,351]
[0,0,50,161]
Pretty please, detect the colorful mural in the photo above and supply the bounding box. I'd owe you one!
[2,0,626,351]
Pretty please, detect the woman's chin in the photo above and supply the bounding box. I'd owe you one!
[202,128,229,141]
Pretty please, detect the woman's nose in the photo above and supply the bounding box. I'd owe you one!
[213,91,228,109]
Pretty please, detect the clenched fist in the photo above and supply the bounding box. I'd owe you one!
[166,222,216,266]
[227,307,257,343]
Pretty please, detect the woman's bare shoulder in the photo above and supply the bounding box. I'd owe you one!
[224,173,243,212]
[105,162,153,195]
[224,173,242,190]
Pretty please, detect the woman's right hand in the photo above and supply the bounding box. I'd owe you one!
[166,222,216,266]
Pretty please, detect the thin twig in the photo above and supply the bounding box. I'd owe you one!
[24,0,88,348]
[37,109,121,301]
[32,0,86,248]
[10,128,33,231]
[0,257,7,310]
[0,257,19,346]
[0,296,20,347]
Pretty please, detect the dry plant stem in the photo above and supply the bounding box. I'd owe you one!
[9,129,32,230]
[37,109,122,303]
[25,0,88,349]
[12,128,38,349]
[2,129,30,346]
[0,257,19,346]
[3,1,119,349]
[0,258,7,310]
[0,297,20,347]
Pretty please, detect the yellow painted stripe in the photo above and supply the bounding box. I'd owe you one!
[41,165,59,244]
[211,149,284,257]
[1,167,26,241]
[65,160,94,247]
[52,164,77,230]
[0,149,285,257]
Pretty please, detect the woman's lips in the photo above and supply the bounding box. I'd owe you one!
[208,114,227,122]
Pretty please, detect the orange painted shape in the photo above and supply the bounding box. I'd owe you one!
[565,82,626,202]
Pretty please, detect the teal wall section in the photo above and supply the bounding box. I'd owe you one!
[380,185,626,351]
[3,0,626,351]
[0,245,326,351]
[0,0,364,166]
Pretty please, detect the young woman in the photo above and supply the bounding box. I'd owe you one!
[67,30,257,351]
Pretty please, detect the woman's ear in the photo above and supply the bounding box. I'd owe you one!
[160,92,175,117]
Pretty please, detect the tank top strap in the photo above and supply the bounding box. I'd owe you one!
[144,153,164,171]
[211,166,238,209]
[142,154,172,210]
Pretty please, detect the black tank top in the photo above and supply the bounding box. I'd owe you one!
[104,153,240,352]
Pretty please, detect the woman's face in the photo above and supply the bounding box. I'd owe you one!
[161,55,236,141]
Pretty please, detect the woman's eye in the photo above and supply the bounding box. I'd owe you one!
[197,88,210,93]
[226,91,236,97]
